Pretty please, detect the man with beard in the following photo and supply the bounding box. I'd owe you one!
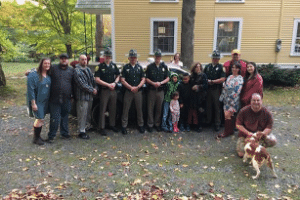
[46,53,75,143]
[236,93,277,157]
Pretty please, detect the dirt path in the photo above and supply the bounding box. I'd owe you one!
[0,105,299,199]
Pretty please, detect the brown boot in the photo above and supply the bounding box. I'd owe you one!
[33,127,44,145]
[216,118,234,138]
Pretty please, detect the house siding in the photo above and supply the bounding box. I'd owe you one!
[113,0,300,65]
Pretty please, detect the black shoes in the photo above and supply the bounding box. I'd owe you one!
[214,125,220,132]
[45,137,54,143]
[154,126,161,132]
[197,126,203,133]
[139,126,145,134]
[61,134,71,139]
[121,127,128,135]
[109,126,119,133]
[98,129,107,136]
[78,132,90,139]
[148,126,153,133]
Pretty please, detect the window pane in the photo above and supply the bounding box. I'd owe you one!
[153,21,175,53]
[297,22,300,37]
[217,21,239,53]
[295,39,300,53]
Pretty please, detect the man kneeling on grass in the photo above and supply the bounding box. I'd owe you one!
[236,93,277,157]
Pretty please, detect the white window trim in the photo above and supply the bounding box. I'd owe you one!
[150,17,178,55]
[290,18,300,56]
[213,17,243,56]
[215,0,245,3]
[150,0,179,3]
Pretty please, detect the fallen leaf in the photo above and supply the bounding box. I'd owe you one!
[108,172,113,176]
[182,164,188,168]
[209,182,214,187]
[22,167,29,171]
[79,187,88,192]
[121,162,130,166]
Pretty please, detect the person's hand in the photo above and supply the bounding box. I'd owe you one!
[32,103,38,112]
[25,70,30,76]
[93,89,97,95]
[208,80,213,85]
[108,83,116,91]
[131,86,139,93]
[154,82,161,88]
[192,85,198,91]
[180,104,183,108]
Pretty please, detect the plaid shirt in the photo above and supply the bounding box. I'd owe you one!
[74,64,97,101]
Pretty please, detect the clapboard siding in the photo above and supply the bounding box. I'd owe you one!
[113,0,300,65]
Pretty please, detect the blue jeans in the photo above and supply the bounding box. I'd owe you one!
[161,101,172,131]
[48,100,72,138]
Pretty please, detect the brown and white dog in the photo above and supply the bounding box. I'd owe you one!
[243,132,277,179]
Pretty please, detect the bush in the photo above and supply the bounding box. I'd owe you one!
[258,64,300,87]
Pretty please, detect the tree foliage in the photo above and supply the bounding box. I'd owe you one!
[0,0,96,60]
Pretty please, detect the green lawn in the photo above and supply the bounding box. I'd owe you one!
[1,62,300,108]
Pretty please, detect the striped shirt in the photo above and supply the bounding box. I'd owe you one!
[74,64,97,101]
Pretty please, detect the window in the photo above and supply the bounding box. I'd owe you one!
[150,18,178,55]
[213,18,243,55]
[291,18,300,56]
[216,0,245,3]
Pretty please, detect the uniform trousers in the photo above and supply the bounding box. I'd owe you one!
[121,90,144,128]
[76,100,92,133]
[48,99,72,138]
[147,89,164,128]
[206,88,221,126]
[99,89,117,129]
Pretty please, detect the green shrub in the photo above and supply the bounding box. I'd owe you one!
[257,64,300,87]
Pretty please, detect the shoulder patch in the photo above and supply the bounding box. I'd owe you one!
[95,66,99,71]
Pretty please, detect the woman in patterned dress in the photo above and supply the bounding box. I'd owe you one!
[27,58,51,145]
[217,62,244,138]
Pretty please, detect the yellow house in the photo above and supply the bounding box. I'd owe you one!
[76,0,300,67]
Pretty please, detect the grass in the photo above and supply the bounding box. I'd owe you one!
[1,62,300,108]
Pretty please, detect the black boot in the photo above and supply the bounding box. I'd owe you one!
[33,127,44,145]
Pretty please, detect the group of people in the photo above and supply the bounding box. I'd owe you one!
[27,48,276,158]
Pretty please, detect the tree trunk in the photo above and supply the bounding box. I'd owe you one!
[66,44,72,58]
[95,14,103,62]
[181,0,196,69]
[0,63,6,87]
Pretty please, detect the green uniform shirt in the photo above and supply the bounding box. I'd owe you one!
[94,62,120,85]
[121,63,145,87]
[204,63,225,80]
[146,62,169,89]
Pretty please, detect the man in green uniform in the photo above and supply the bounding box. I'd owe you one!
[120,49,146,135]
[95,48,120,136]
[145,49,169,132]
[204,50,226,131]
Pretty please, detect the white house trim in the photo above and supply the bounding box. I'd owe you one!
[111,0,116,62]
[213,17,243,56]
[149,17,178,56]
[290,18,300,57]
[215,0,245,3]
[150,0,179,3]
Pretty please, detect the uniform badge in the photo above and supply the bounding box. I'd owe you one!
[127,69,130,72]
[162,68,165,72]
[95,66,99,71]
[102,69,105,72]
[46,84,49,87]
